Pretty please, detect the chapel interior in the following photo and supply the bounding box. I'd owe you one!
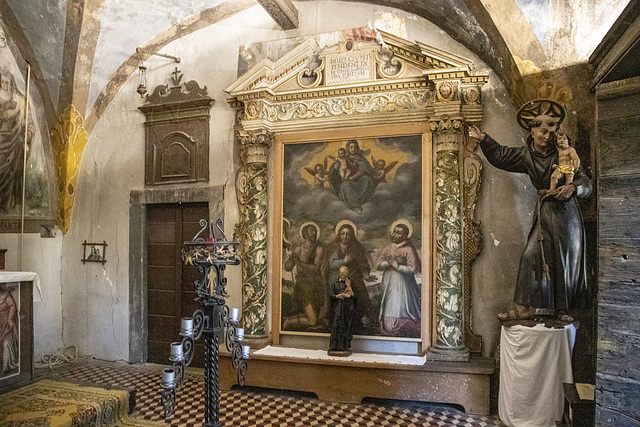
[0,0,638,425]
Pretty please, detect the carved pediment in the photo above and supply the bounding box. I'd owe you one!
[226,28,488,131]
[226,30,485,98]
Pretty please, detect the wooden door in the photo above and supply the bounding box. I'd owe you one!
[147,203,207,366]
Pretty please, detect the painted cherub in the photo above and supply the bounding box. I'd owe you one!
[549,132,580,193]
[329,148,352,180]
[305,157,330,187]
[371,156,398,184]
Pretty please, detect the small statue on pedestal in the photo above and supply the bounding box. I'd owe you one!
[468,99,592,326]
[328,266,356,356]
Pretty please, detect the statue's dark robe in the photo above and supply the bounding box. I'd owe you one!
[329,279,356,351]
[480,134,592,310]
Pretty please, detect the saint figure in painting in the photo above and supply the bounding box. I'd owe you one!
[329,140,376,213]
[0,70,32,214]
[376,220,421,337]
[323,222,372,334]
[0,284,19,374]
[328,266,356,356]
[283,223,327,331]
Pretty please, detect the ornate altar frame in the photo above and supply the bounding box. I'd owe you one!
[226,29,487,359]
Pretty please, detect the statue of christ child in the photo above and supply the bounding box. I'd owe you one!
[548,132,580,194]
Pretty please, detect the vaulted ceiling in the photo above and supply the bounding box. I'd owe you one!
[0,0,629,133]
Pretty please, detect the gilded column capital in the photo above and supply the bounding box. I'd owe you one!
[429,116,465,151]
[237,129,274,165]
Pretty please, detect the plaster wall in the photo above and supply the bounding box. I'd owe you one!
[87,0,227,117]
[472,83,536,356]
[62,1,530,360]
[514,0,629,70]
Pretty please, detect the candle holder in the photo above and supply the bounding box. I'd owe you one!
[161,368,177,418]
[160,219,248,427]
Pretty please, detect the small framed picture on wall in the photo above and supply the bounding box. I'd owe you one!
[82,240,107,264]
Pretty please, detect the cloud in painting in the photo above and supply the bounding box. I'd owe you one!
[283,157,422,251]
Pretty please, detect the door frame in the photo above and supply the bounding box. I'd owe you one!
[128,185,224,363]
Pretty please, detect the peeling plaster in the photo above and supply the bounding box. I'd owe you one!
[88,0,226,113]
[5,0,67,108]
[103,269,120,345]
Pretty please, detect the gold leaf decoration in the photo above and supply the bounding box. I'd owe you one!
[50,105,89,234]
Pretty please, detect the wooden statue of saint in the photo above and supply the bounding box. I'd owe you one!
[468,99,592,325]
[328,266,356,356]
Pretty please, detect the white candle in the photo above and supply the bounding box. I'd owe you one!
[163,368,175,384]
[230,308,239,322]
[181,317,193,330]
[236,328,244,341]
[242,345,250,359]
[171,342,183,358]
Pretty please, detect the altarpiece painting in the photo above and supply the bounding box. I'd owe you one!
[281,134,422,340]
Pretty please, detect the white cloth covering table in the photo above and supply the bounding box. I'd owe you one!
[0,271,41,300]
[499,324,576,427]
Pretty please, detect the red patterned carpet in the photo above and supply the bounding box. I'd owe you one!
[36,359,503,426]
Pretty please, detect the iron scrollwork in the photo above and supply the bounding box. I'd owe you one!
[160,219,249,426]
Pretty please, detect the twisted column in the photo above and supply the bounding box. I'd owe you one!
[427,117,470,362]
[235,129,273,343]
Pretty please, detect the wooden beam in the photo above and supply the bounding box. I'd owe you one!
[256,0,299,30]
[59,0,106,116]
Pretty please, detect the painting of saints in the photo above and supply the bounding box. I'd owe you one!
[0,70,31,214]
[282,134,422,339]
[0,66,49,217]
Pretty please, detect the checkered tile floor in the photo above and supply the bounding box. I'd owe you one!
[37,359,504,426]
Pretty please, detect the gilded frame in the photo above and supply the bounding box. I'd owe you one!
[271,123,432,351]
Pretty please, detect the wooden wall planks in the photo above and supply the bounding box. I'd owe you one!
[596,77,640,425]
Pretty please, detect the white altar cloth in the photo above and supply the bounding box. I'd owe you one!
[0,271,41,301]
[254,345,426,365]
[499,324,575,427]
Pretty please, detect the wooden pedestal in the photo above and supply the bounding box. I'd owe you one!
[220,353,494,415]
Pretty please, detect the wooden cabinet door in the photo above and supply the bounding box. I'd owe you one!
[147,203,207,366]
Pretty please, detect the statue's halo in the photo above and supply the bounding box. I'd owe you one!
[517,99,566,130]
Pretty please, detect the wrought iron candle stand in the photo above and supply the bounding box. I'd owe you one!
[160,219,249,427]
